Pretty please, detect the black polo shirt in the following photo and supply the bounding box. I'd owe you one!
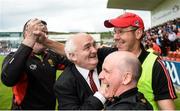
[1,44,69,109]
[104,87,153,110]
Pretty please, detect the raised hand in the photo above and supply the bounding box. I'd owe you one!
[22,18,48,47]
[98,83,111,100]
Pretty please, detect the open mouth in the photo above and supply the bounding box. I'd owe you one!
[102,83,110,88]
[116,40,124,45]
[89,54,97,58]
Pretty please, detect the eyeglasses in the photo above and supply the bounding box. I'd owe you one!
[112,27,138,35]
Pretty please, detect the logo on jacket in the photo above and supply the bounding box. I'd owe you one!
[48,59,54,67]
[29,64,37,70]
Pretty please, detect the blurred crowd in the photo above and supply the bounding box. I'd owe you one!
[143,18,180,58]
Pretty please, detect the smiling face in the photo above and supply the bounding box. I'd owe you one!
[113,27,143,55]
[113,27,137,51]
[99,51,141,98]
[99,58,123,98]
[70,33,98,70]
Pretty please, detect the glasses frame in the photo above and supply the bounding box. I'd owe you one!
[112,27,138,35]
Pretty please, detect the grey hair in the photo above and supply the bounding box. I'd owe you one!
[117,55,142,83]
[64,37,76,60]
[132,59,142,82]
[124,57,142,83]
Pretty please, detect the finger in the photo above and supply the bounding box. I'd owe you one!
[26,19,42,30]
[33,31,47,38]
[27,18,40,25]
[26,21,44,35]
[34,31,47,43]
[33,30,42,36]
[36,24,46,31]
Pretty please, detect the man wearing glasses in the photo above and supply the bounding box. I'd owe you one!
[100,12,177,110]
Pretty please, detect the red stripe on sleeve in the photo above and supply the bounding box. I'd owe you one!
[157,59,176,99]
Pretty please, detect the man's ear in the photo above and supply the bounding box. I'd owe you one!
[69,53,77,61]
[122,72,132,85]
[135,28,143,40]
[23,30,28,38]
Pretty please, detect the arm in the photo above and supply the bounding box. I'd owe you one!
[1,44,33,86]
[37,33,66,56]
[44,38,65,56]
[1,19,43,86]
[157,99,176,110]
[152,59,177,110]
[47,50,71,70]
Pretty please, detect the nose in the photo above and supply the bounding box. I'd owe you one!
[91,46,97,53]
[113,33,120,41]
[98,71,104,80]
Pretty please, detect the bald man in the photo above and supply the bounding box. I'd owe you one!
[99,51,153,110]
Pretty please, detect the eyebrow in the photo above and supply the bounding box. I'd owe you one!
[103,67,110,73]
[84,41,95,48]
[83,42,91,49]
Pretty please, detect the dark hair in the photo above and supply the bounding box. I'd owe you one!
[22,19,47,38]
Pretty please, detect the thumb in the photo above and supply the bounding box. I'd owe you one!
[33,30,42,36]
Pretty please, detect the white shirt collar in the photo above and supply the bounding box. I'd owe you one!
[75,65,90,81]
[75,65,100,90]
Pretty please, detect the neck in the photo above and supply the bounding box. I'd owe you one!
[130,42,142,57]
[131,47,142,57]
[136,48,142,57]
[114,85,136,97]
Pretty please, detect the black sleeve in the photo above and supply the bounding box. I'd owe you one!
[97,47,117,62]
[97,47,117,72]
[54,72,103,110]
[152,58,177,100]
[47,50,71,70]
[1,44,32,86]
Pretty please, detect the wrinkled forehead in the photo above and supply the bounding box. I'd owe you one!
[74,34,94,43]
[73,36,94,51]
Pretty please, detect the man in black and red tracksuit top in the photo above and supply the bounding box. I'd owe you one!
[1,19,69,110]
